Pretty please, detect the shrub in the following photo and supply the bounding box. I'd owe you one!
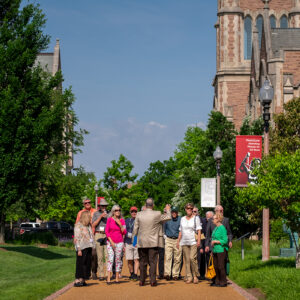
[13,231,58,246]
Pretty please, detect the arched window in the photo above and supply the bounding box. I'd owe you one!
[280,15,288,28]
[256,15,263,48]
[270,15,276,29]
[244,16,252,60]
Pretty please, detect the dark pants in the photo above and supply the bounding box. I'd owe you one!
[138,247,159,284]
[213,252,227,286]
[91,248,98,275]
[158,247,164,277]
[76,247,92,279]
[197,247,207,277]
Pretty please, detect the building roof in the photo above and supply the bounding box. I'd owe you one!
[271,28,300,57]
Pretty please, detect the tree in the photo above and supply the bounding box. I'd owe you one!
[103,154,138,190]
[239,116,264,135]
[0,1,72,242]
[172,112,255,235]
[139,158,177,211]
[235,151,300,267]
[270,98,300,154]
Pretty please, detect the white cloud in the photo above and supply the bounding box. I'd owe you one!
[74,118,186,178]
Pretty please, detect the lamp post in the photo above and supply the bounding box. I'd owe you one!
[213,146,223,206]
[94,183,99,209]
[259,78,274,262]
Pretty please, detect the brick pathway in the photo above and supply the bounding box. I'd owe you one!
[56,264,251,300]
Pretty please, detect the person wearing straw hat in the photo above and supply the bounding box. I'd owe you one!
[92,197,109,281]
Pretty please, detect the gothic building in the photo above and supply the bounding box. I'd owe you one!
[36,39,73,174]
[213,0,300,129]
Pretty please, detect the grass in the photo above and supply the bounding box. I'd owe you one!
[229,240,300,300]
[0,244,75,300]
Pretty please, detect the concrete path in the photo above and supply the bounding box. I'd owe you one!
[57,264,249,300]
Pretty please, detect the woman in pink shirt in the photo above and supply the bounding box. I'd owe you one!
[105,205,126,284]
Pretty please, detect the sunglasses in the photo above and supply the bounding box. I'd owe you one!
[193,211,198,213]
[186,207,193,210]
[84,202,91,205]
[114,209,121,212]
[131,210,137,213]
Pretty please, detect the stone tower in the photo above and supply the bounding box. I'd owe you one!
[213,0,298,129]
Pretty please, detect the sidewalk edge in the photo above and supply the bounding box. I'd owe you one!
[228,279,258,300]
[43,282,74,300]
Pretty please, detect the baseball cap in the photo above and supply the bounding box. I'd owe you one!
[130,206,138,212]
[171,206,178,212]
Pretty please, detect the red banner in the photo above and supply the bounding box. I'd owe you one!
[236,136,262,187]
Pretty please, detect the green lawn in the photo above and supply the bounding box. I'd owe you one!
[0,244,75,300]
[229,240,300,300]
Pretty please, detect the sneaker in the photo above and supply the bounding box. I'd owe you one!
[132,274,138,281]
[129,273,134,280]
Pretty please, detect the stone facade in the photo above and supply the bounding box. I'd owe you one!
[36,40,73,174]
[213,0,300,129]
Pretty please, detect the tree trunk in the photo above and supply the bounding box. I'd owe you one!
[0,214,5,244]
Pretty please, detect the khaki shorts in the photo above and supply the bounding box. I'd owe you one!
[125,243,139,260]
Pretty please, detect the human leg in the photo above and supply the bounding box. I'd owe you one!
[138,248,149,284]
[172,240,182,278]
[164,238,173,277]
[190,244,198,283]
[114,242,124,282]
[182,246,192,282]
[106,242,115,282]
[149,247,159,285]
[216,252,227,286]
[213,252,220,285]
[158,247,164,278]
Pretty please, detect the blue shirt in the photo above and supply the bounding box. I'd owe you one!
[164,216,181,238]
[125,218,136,244]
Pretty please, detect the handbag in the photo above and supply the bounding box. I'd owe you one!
[205,254,216,279]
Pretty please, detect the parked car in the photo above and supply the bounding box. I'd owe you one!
[40,221,73,240]
[19,222,41,234]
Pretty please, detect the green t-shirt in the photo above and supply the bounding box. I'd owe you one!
[212,224,228,253]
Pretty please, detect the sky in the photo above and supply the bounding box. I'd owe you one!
[37,0,217,178]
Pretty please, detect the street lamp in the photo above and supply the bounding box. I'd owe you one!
[213,146,223,206]
[259,78,274,262]
[94,183,99,209]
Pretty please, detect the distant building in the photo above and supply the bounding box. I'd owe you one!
[213,0,300,129]
[36,39,73,174]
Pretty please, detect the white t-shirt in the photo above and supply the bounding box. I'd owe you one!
[179,216,202,246]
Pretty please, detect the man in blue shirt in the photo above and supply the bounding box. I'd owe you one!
[125,206,139,281]
[163,206,182,280]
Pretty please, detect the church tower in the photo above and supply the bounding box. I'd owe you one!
[213,0,296,129]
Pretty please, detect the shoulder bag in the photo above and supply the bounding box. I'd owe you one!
[205,254,216,279]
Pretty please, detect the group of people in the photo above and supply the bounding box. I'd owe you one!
[73,197,232,288]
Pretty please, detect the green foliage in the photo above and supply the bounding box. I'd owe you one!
[103,154,138,190]
[139,158,177,211]
[270,219,289,244]
[270,98,300,155]
[172,112,253,235]
[0,1,86,241]
[12,231,58,246]
[239,116,264,135]
[235,151,300,234]
[37,167,96,224]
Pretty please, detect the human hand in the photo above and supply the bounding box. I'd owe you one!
[205,246,209,253]
[78,250,82,256]
[111,242,116,249]
[197,241,200,248]
[165,204,171,212]
[211,241,215,246]
[176,242,180,250]
[200,249,204,254]
[229,241,232,248]
[101,212,107,218]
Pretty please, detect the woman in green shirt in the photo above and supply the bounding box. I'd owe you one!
[211,213,228,287]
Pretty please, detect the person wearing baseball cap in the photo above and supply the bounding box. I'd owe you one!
[124,206,139,280]
[163,206,182,280]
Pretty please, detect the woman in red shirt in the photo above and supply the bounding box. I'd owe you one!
[105,205,126,284]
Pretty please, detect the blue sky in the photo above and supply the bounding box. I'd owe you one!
[38,0,217,178]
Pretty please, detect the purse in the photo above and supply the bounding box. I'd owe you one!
[205,254,216,279]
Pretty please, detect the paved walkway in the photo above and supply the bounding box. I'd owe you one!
[57,264,249,300]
